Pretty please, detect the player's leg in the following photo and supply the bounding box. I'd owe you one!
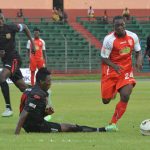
[30,71,35,86]
[1,81,12,115]
[30,59,36,86]
[105,73,136,131]
[106,84,134,132]
[60,123,106,132]
[10,69,28,92]
[0,68,13,117]
[101,77,116,104]
[14,79,28,92]
[37,121,106,133]
[110,84,133,124]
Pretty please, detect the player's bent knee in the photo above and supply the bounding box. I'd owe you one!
[121,95,130,102]
[17,84,28,92]
[0,76,6,84]
[102,98,111,104]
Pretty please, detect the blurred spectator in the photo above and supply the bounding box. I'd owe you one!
[122,7,130,21]
[52,7,60,22]
[0,9,2,14]
[102,10,108,24]
[144,34,150,65]
[63,11,68,23]
[17,9,23,18]
[58,8,63,21]
[88,6,94,22]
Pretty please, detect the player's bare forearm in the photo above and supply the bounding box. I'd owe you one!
[15,110,29,135]
[101,57,123,74]
[135,51,143,71]
[43,50,47,65]
[22,24,35,52]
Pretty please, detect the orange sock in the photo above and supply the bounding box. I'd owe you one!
[31,71,35,86]
[111,101,128,124]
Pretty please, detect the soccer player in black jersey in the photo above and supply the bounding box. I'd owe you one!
[15,68,106,134]
[0,13,35,116]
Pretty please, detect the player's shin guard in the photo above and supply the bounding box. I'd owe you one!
[0,81,11,109]
[111,101,128,124]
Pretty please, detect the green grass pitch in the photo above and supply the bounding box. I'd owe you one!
[0,80,150,150]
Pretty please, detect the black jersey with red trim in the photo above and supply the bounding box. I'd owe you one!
[0,24,20,62]
[20,85,48,125]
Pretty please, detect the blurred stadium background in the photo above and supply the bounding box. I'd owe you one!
[0,0,150,74]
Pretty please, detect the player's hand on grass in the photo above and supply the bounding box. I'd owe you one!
[0,50,5,57]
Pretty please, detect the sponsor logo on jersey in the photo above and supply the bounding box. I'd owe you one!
[29,103,36,109]
[120,47,130,55]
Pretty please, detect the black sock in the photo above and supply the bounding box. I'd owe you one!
[0,81,11,110]
[75,125,106,132]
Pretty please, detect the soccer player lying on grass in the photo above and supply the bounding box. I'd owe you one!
[15,68,106,135]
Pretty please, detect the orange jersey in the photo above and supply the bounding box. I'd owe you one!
[27,38,46,60]
[101,30,141,76]
[100,30,141,98]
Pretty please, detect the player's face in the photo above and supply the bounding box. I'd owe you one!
[113,19,126,37]
[0,14,5,26]
[34,31,40,39]
[40,75,52,91]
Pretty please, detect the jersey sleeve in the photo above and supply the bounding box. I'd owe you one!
[41,39,46,50]
[101,36,113,58]
[133,33,141,52]
[24,96,38,113]
[26,40,31,49]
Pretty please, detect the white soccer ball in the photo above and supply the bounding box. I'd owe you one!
[140,119,150,136]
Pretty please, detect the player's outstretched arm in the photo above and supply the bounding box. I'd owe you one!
[22,24,36,53]
[15,109,29,135]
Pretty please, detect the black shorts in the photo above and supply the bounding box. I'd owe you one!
[23,121,62,133]
[3,57,23,83]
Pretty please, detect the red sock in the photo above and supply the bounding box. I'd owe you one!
[31,71,35,86]
[111,101,128,124]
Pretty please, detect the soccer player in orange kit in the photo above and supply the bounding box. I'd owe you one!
[26,27,47,86]
[101,16,143,131]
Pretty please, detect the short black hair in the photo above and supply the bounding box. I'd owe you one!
[113,16,124,23]
[33,27,40,32]
[36,67,51,83]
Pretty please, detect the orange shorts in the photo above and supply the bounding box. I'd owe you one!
[101,71,136,99]
[30,58,45,71]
